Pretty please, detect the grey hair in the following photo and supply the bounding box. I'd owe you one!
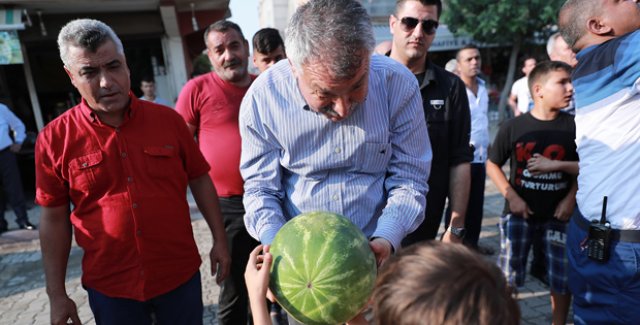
[57,19,124,68]
[558,0,599,52]
[444,59,457,73]
[546,33,561,57]
[285,0,375,79]
[204,20,245,47]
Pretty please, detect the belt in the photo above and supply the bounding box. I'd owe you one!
[574,214,640,243]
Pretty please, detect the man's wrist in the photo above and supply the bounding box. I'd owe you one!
[370,237,394,253]
[448,226,466,238]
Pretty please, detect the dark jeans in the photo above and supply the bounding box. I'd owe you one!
[0,148,28,227]
[445,162,486,247]
[217,196,260,325]
[86,271,203,325]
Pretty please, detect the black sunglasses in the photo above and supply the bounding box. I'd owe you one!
[398,16,439,35]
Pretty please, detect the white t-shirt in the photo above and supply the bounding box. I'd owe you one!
[510,76,532,114]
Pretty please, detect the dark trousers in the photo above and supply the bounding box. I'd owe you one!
[86,271,203,325]
[402,183,447,246]
[445,163,486,247]
[530,225,547,274]
[0,148,28,227]
[217,196,260,325]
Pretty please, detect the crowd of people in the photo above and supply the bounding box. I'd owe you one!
[0,0,636,324]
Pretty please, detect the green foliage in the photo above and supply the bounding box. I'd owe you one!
[443,0,563,44]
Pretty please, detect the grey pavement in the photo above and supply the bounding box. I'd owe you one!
[0,178,569,325]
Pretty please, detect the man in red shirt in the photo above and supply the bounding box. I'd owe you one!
[176,20,257,325]
[37,19,230,325]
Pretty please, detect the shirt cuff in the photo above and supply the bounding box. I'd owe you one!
[259,226,281,245]
[371,219,406,252]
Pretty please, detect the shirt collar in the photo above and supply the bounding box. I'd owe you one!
[80,91,136,124]
[419,59,438,89]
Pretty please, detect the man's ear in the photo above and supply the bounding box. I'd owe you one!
[389,14,396,34]
[586,17,612,36]
[63,66,76,86]
[289,59,298,77]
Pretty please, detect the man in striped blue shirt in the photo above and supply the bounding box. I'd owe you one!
[239,0,431,268]
[559,0,640,324]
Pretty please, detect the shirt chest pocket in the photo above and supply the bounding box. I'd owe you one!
[356,142,393,174]
[69,151,104,191]
[143,146,178,178]
[424,98,447,124]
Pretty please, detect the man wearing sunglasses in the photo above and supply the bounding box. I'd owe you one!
[389,0,473,245]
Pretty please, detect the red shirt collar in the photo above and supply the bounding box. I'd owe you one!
[79,91,137,124]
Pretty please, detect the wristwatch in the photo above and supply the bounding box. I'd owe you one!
[449,227,466,238]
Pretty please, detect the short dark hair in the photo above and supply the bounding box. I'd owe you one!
[522,55,536,64]
[396,0,442,19]
[455,44,479,61]
[140,75,155,83]
[252,28,285,55]
[204,20,245,46]
[528,60,573,94]
[373,241,520,325]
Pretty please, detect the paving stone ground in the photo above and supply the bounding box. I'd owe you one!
[0,177,571,325]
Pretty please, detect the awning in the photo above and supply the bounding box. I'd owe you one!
[0,9,25,30]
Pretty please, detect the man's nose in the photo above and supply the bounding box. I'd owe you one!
[99,71,113,88]
[411,23,424,38]
[333,96,352,118]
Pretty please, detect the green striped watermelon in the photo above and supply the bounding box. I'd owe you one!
[269,211,377,325]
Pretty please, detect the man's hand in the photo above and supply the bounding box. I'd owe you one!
[49,294,81,325]
[369,237,392,267]
[9,143,21,153]
[526,153,555,175]
[210,241,231,284]
[506,190,533,219]
[442,230,463,244]
[554,192,576,222]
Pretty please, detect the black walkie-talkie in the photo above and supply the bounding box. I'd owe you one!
[587,196,612,262]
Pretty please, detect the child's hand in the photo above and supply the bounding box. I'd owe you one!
[527,153,555,175]
[554,193,576,221]
[506,190,533,219]
[245,245,272,302]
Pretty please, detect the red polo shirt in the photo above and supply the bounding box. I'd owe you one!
[175,72,255,197]
[35,95,210,301]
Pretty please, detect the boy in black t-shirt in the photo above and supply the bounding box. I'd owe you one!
[487,61,578,325]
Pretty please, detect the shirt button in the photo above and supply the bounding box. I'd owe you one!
[335,147,342,154]
[132,203,138,209]
[136,229,142,236]
[121,152,127,158]
[82,162,88,168]
[115,127,120,133]
[332,194,339,201]
[127,176,133,183]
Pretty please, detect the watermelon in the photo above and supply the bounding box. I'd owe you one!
[269,211,377,325]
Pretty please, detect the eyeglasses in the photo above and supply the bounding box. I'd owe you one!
[398,16,439,35]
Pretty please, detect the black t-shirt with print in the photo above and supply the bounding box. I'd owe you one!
[488,112,578,221]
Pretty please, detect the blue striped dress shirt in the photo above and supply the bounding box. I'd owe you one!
[239,55,432,249]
